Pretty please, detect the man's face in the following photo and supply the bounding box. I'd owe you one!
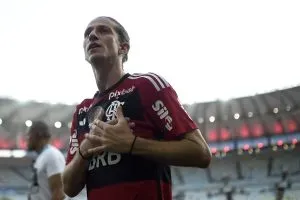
[83,17,120,64]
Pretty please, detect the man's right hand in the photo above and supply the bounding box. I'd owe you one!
[79,117,135,158]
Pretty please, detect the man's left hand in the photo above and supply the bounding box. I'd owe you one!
[85,106,136,154]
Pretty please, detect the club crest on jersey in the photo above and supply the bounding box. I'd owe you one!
[108,86,135,100]
[105,100,125,121]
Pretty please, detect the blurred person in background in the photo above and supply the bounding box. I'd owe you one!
[274,170,292,200]
[260,169,293,200]
[27,121,65,200]
[62,16,211,200]
[207,175,249,200]
[272,169,292,200]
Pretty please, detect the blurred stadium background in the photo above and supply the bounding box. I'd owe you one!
[1,86,300,200]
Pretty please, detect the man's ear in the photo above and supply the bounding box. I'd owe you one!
[119,42,130,55]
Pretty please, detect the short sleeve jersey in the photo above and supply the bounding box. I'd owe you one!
[66,73,197,200]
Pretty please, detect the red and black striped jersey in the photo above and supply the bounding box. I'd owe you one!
[66,73,198,200]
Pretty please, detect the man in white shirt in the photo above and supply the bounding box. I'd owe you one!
[27,121,65,200]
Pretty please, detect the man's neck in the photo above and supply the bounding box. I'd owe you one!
[92,60,125,93]
[36,142,49,154]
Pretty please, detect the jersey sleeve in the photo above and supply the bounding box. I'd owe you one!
[45,150,65,177]
[65,107,79,165]
[140,73,198,140]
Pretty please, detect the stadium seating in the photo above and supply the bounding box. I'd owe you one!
[1,86,300,199]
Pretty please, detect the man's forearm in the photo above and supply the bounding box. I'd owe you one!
[51,190,65,200]
[62,152,87,197]
[51,195,64,200]
[132,136,211,168]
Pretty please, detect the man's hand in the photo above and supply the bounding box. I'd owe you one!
[79,115,135,158]
[85,106,136,154]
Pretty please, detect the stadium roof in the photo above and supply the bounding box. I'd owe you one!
[188,86,300,142]
[0,86,300,149]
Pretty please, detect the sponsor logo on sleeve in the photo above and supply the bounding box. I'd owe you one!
[152,100,173,131]
[69,130,79,155]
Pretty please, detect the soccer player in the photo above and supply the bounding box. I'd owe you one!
[27,121,65,200]
[274,170,292,200]
[63,16,211,200]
